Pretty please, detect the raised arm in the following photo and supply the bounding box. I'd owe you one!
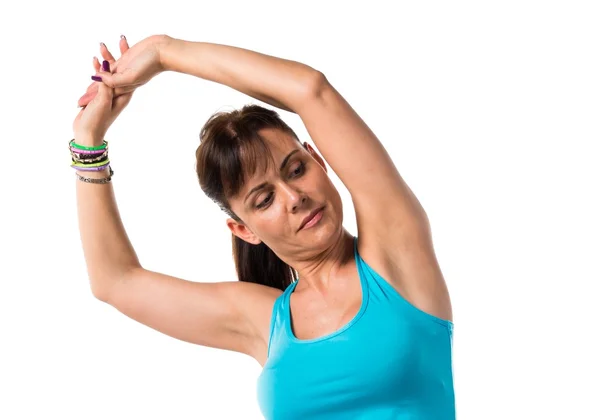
[76,165,279,363]
[159,36,320,113]
[73,51,280,365]
[157,36,452,321]
[83,34,451,321]
[78,35,319,113]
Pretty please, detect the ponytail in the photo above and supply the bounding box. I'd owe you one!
[231,234,296,291]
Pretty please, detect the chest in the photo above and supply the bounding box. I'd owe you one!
[258,307,451,419]
[288,274,364,341]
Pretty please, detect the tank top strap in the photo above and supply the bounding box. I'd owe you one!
[353,235,453,330]
[265,279,296,358]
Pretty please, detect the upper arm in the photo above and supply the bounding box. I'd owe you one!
[297,73,429,238]
[99,267,281,359]
[297,73,451,319]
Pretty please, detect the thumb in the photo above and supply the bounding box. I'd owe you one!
[97,76,114,101]
[93,67,133,90]
[88,72,114,111]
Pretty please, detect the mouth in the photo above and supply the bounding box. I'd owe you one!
[299,206,325,231]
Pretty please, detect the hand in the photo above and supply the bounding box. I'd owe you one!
[77,34,168,108]
[73,61,133,143]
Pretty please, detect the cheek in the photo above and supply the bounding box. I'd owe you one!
[322,178,343,212]
[259,203,287,228]
[320,175,338,199]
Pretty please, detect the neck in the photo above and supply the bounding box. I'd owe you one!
[291,229,355,294]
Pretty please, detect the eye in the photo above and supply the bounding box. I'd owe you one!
[255,161,306,209]
[292,161,305,177]
[257,192,273,209]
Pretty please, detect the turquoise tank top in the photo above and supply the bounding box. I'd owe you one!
[256,236,455,419]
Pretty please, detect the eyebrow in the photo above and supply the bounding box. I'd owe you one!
[244,149,301,205]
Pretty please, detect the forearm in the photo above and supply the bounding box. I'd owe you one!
[74,139,140,298]
[159,36,323,113]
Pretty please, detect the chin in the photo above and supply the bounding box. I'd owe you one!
[302,211,341,244]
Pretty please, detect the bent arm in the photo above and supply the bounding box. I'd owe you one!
[73,136,279,361]
[156,37,450,321]
[75,136,140,299]
[158,36,322,113]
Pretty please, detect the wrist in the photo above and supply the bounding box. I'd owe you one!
[73,134,104,147]
[157,34,178,72]
[73,135,103,148]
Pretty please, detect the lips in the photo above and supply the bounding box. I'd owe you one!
[299,206,325,231]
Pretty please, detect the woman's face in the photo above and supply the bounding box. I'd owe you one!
[227,128,343,257]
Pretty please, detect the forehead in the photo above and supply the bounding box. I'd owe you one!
[259,127,297,152]
[245,129,299,182]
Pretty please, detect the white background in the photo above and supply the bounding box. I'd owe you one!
[1,1,599,419]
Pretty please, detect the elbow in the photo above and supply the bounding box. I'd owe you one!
[90,280,111,303]
[304,70,330,101]
[90,275,116,303]
[294,70,331,112]
[88,267,136,303]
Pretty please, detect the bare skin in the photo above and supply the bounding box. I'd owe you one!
[77,36,452,368]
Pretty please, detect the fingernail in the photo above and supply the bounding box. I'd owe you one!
[102,60,110,72]
[92,75,102,82]
[100,42,106,49]
[120,34,126,40]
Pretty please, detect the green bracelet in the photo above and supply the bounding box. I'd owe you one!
[69,139,108,151]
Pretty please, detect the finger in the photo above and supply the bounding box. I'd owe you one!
[119,35,130,55]
[93,56,101,73]
[96,82,113,106]
[77,77,97,107]
[78,82,99,107]
[87,67,114,109]
[100,42,117,67]
[78,83,135,108]
[86,81,99,94]
[78,90,96,107]
[90,68,134,90]
[82,66,101,97]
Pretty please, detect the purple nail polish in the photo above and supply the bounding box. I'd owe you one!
[102,60,110,72]
[91,76,102,82]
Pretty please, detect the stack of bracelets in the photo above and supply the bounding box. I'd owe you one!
[69,139,114,184]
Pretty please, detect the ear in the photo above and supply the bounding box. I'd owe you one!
[304,141,327,173]
[226,218,262,245]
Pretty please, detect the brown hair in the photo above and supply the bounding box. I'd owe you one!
[195,104,304,291]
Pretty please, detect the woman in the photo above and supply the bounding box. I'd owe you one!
[74,34,455,419]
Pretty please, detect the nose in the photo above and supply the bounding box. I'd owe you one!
[292,195,307,212]
[279,182,307,212]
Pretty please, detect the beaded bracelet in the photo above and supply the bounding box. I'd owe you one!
[71,151,108,164]
[75,166,114,184]
[70,138,113,183]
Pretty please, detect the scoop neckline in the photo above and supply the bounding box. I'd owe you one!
[284,236,369,344]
